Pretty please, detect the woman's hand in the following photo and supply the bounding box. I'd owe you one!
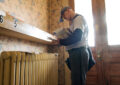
[52,39,60,45]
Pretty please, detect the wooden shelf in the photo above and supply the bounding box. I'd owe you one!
[0,11,56,45]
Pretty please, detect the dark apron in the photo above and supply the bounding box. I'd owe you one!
[66,47,96,85]
[66,47,95,71]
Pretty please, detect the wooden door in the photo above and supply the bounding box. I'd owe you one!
[86,48,102,85]
[103,46,120,85]
[86,0,109,84]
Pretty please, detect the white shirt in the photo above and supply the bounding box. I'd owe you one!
[66,14,88,50]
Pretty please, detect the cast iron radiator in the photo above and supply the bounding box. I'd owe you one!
[0,52,58,85]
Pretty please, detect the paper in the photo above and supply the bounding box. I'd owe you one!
[53,28,70,39]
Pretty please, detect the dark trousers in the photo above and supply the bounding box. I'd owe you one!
[68,47,89,85]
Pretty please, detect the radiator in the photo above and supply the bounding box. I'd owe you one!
[0,52,58,85]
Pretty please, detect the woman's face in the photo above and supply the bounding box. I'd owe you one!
[63,9,71,21]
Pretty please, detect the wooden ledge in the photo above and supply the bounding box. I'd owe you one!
[0,10,56,45]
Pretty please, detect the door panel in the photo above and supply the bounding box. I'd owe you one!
[103,46,120,85]
[86,66,98,85]
[86,49,101,85]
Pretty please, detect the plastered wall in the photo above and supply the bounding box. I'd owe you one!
[0,0,49,32]
[49,0,69,33]
[0,35,47,54]
[0,0,49,53]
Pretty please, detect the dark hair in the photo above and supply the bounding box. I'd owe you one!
[59,6,71,22]
[61,6,71,16]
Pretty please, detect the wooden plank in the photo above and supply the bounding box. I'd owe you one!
[0,27,53,45]
[16,52,21,85]
[47,60,50,85]
[3,52,11,85]
[40,55,43,85]
[86,76,98,85]
[0,11,56,45]
[10,52,17,85]
[87,65,98,76]
[37,54,40,85]
[109,46,120,51]
[20,53,26,85]
[32,54,35,85]
[53,59,56,85]
[25,53,29,85]
[49,59,52,85]
[0,56,3,85]
[44,60,47,85]
[54,54,58,85]
[110,76,120,85]
[28,54,32,85]
[69,0,75,10]
[45,54,48,85]
[39,55,42,85]
[35,55,38,85]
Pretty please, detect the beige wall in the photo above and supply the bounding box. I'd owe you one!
[0,0,50,54]
[0,35,47,54]
[0,0,49,32]
[49,0,69,33]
